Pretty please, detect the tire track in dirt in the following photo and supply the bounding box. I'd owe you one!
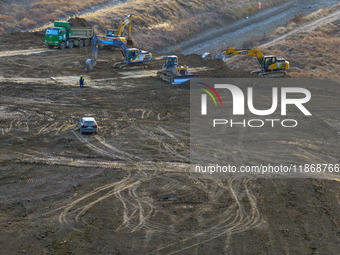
[0,49,49,58]
[73,131,126,161]
[152,125,261,254]
[59,171,173,233]
[55,120,261,254]
[94,136,141,160]
[152,176,261,255]
[59,175,132,231]
[15,139,264,255]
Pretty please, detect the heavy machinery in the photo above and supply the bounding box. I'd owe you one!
[214,48,289,77]
[86,35,152,71]
[105,14,133,47]
[45,21,94,49]
[157,56,199,85]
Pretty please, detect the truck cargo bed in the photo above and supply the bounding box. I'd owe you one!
[69,27,94,38]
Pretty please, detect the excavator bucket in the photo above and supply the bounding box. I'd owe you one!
[85,35,98,71]
[91,35,98,60]
[126,38,134,47]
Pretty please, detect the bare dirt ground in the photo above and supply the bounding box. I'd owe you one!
[0,12,340,255]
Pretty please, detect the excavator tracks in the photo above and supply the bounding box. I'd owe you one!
[114,62,149,70]
[251,70,287,78]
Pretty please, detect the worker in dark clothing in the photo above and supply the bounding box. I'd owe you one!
[79,75,84,88]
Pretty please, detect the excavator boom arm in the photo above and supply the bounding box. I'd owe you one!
[117,14,133,39]
[92,35,128,60]
[222,48,264,60]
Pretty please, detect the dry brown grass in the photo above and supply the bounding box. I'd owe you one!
[269,22,340,78]
[80,0,284,50]
[227,21,340,79]
[1,0,285,50]
[227,2,340,79]
[274,3,340,36]
[0,0,111,33]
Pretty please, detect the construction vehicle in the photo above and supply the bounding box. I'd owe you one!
[86,35,152,71]
[45,21,94,49]
[217,48,289,77]
[105,14,133,47]
[157,56,199,85]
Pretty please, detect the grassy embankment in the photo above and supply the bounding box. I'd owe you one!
[1,0,284,50]
[229,3,340,78]
[0,0,112,33]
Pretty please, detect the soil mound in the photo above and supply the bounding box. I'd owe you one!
[0,31,45,51]
[67,17,92,28]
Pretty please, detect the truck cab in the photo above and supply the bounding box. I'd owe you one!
[45,22,70,49]
[45,27,67,48]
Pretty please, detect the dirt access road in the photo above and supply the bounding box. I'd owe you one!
[0,14,340,255]
[162,0,340,55]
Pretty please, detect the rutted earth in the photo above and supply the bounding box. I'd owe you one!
[0,16,340,255]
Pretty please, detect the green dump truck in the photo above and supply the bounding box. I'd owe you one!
[45,21,94,49]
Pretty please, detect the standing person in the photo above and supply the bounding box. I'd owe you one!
[79,75,84,88]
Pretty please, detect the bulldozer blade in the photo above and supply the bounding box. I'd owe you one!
[172,75,199,85]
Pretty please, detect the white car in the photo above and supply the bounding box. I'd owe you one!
[78,117,98,134]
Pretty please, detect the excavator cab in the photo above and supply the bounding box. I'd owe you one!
[263,56,277,70]
[125,49,139,62]
[262,55,289,72]
[106,29,119,37]
[163,56,178,70]
[158,55,199,85]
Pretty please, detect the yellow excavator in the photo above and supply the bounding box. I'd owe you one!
[104,14,133,47]
[157,56,199,85]
[217,48,289,77]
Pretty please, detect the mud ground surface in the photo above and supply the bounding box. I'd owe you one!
[0,34,339,254]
